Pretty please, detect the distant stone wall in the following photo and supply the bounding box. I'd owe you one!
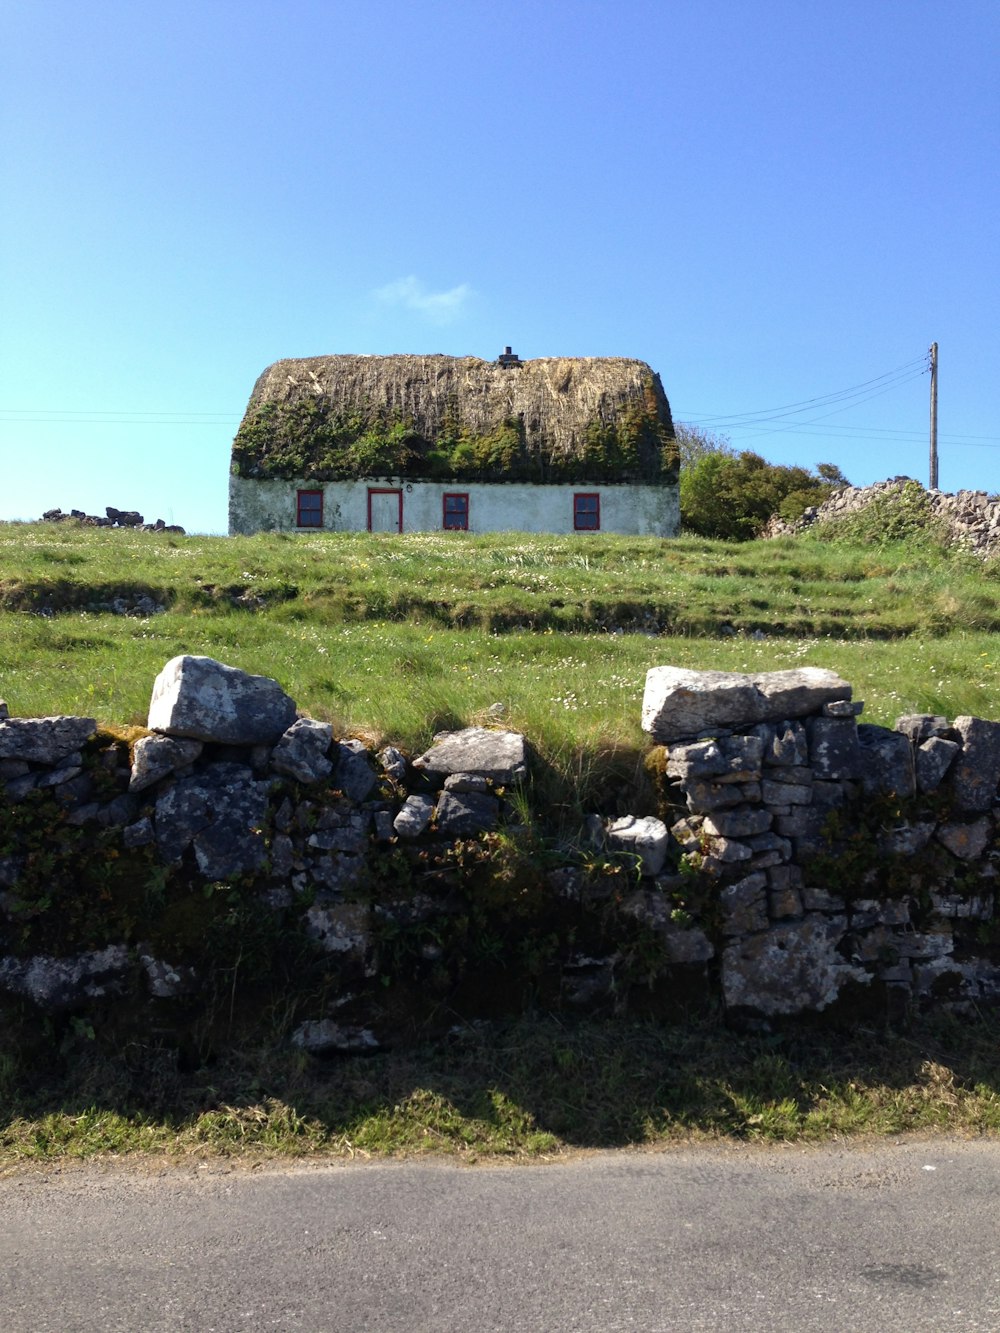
[40,506,186,533]
[763,477,1000,556]
[3,658,1000,1060]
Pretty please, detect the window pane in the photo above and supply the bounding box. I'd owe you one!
[574,494,599,530]
[443,494,468,529]
[297,491,323,527]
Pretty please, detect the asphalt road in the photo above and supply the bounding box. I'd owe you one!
[2,1138,999,1332]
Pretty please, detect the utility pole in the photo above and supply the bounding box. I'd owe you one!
[929,342,939,490]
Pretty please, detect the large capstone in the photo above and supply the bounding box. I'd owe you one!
[642,666,851,743]
[148,655,297,745]
[412,727,528,785]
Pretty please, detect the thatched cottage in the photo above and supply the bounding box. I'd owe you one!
[228,351,679,536]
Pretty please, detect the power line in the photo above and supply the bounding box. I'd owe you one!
[680,355,928,428]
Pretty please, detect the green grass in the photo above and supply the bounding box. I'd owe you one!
[4,523,1000,771]
[3,1013,1000,1164]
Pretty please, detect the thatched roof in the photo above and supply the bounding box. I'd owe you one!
[231,354,677,485]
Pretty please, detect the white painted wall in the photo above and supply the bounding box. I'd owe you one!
[229,477,679,537]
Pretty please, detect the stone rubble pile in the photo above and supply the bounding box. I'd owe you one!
[762,477,1000,556]
[41,506,186,533]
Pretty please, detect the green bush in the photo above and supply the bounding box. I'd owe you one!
[680,450,843,540]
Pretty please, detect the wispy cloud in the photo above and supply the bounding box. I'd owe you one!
[373,275,473,325]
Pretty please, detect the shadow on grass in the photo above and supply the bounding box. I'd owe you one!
[4,1008,1000,1160]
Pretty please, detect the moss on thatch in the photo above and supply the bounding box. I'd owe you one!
[231,354,678,485]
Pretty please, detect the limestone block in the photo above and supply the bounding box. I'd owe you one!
[148,655,297,745]
[760,764,812,785]
[140,954,197,999]
[894,714,951,743]
[412,727,528,785]
[605,815,670,876]
[378,745,408,782]
[896,929,954,960]
[801,886,846,912]
[683,779,747,812]
[153,762,270,877]
[947,717,1000,813]
[129,734,204,793]
[747,832,792,860]
[434,790,500,837]
[270,833,294,877]
[762,720,809,767]
[915,736,960,793]
[761,779,812,806]
[292,1020,379,1053]
[851,897,911,926]
[706,836,753,864]
[720,871,768,935]
[270,718,334,784]
[930,892,993,920]
[666,735,764,782]
[822,700,864,718]
[303,904,371,957]
[307,821,369,855]
[333,740,378,802]
[702,807,772,839]
[857,725,915,799]
[444,773,491,794]
[768,886,803,919]
[935,817,992,861]
[0,945,130,1011]
[806,718,863,780]
[877,821,936,857]
[721,916,869,1016]
[393,794,434,839]
[642,666,851,743]
[122,817,155,849]
[0,716,96,764]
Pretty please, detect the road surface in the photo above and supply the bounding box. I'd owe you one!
[1,1138,999,1331]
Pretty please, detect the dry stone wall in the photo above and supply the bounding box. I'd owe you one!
[763,477,1000,556]
[642,666,1000,1018]
[3,656,1000,1060]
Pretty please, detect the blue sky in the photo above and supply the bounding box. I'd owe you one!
[3,0,997,534]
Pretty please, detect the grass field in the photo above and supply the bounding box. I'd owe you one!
[4,518,1000,1160]
[4,522,1000,786]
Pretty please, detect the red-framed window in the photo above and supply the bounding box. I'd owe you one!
[574,492,600,531]
[443,493,469,530]
[296,489,323,528]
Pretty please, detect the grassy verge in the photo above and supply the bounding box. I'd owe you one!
[3,1012,1000,1165]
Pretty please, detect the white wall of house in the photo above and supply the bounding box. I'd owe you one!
[229,477,679,537]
